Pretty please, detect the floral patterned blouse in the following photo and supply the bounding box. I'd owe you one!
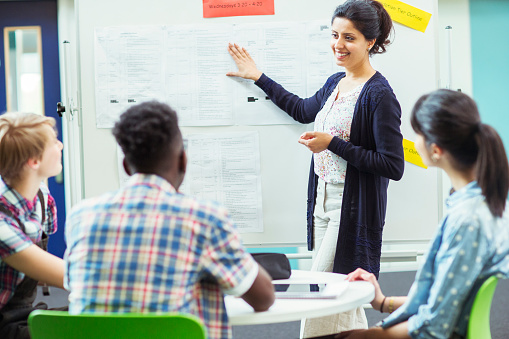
[314,82,365,183]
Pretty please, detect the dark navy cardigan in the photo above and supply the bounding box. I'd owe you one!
[255,71,404,278]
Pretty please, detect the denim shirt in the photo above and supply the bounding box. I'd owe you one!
[381,181,509,338]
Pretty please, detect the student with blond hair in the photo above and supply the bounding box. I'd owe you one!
[0,113,65,339]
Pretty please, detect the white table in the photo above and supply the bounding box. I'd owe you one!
[225,270,375,325]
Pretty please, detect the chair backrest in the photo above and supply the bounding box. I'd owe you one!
[467,276,498,339]
[28,310,207,339]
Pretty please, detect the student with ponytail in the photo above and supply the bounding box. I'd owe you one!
[227,0,404,335]
[336,89,509,339]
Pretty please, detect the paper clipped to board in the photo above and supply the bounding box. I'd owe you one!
[203,0,274,18]
[379,0,431,33]
[403,138,427,169]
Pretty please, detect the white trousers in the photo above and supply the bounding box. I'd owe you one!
[301,179,368,338]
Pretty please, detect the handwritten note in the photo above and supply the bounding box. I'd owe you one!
[379,0,431,33]
[403,138,427,169]
[203,0,274,18]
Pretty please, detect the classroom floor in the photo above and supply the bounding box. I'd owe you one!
[34,271,509,339]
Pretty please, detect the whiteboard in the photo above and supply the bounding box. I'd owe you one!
[74,0,439,246]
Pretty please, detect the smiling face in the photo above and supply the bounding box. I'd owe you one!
[330,17,374,71]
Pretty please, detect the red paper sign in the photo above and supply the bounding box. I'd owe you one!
[203,0,274,18]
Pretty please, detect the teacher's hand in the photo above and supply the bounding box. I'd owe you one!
[226,43,263,81]
[298,131,333,153]
[346,268,385,312]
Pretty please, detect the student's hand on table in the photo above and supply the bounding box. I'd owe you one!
[226,43,263,81]
[298,131,333,153]
[346,268,385,312]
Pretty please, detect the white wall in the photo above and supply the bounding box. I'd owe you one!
[57,0,84,211]
[437,0,472,94]
[436,0,472,211]
[380,0,474,272]
[56,0,473,269]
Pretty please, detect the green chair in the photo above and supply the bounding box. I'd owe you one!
[467,276,499,339]
[28,310,207,339]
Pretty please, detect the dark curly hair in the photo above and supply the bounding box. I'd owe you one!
[112,101,182,173]
[332,0,393,56]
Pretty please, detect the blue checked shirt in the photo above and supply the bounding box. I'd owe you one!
[381,181,509,338]
[0,178,57,309]
[64,173,258,339]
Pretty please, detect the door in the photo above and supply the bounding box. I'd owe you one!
[0,0,66,258]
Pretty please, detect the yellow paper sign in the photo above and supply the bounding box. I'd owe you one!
[403,138,427,169]
[379,0,431,33]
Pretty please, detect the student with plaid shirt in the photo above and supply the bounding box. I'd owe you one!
[64,101,275,339]
[0,113,65,339]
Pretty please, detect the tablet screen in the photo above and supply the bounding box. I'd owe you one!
[273,283,324,292]
[273,283,337,299]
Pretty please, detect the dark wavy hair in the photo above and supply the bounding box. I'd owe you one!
[411,89,509,217]
[112,101,182,173]
[332,0,393,55]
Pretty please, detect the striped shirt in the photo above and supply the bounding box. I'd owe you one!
[0,178,57,309]
[64,173,258,339]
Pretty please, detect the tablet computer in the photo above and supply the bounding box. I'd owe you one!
[272,281,348,299]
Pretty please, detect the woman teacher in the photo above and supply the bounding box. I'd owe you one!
[227,0,404,336]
